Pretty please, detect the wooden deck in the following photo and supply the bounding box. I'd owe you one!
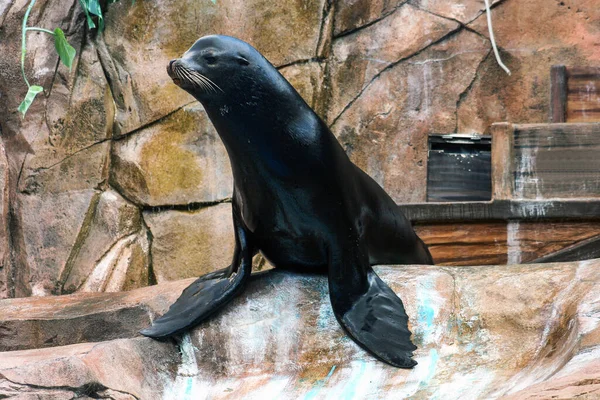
[417,122,600,266]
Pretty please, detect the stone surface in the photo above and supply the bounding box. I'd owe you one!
[279,61,327,112]
[326,4,460,124]
[0,140,8,299]
[0,259,599,398]
[110,104,232,207]
[458,0,600,134]
[0,339,179,400]
[101,0,327,136]
[333,0,406,36]
[331,30,490,203]
[410,0,502,24]
[20,190,99,297]
[143,203,235,282]
[0,278,192,352]
[60,189,149,294]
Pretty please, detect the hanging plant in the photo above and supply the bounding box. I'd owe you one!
[18,0,120,117]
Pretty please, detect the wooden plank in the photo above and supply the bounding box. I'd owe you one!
[566,66,600,123]
[414,222,507,266]
[513,123,600,199]
[414,221,600,266]
[529,234,600,263]
[400,199,600,222]
[509,221,600,264]
[550,65,567,123]
[490,122,514,200]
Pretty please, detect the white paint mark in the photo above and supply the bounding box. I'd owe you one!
[506,221,521,265]
[163,334,205,400]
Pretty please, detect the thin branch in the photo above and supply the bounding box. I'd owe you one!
[484,0,511,75]
[21,0,38,88]
[26,27,55,35]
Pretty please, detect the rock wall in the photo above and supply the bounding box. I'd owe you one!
[0,0,599,297]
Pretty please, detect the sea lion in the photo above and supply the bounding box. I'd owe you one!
[141,35,434,368]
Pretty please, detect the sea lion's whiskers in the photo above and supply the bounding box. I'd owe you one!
[189,71,217,93]
[184,69,215,94]
[192,72,217,93]
[180,68,211,92]
[190,70,223,93]
[201,74,224,93]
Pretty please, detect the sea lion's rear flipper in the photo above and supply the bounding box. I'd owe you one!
[328,244,417,368]
[140,212,254,339]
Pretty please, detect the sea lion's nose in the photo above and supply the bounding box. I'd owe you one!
[167,59,177,75]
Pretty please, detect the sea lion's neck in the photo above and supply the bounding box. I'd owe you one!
[201,74,313,160]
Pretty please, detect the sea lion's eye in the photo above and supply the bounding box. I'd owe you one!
[237,56,250,66]
[204,55,217,65]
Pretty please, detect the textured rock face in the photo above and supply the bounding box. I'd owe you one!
[0,278,192,352]
[110,105,233,207]
[326,4,460,125]
[0,260,599,398]
[143,203,235,282]
[0,0,599,297]
[331,30,490,202]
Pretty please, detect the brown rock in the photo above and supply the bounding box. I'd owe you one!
[82,232,151,293]
[101,0,327,136]
[0,278,192,352]
[18,141,110,296]
[334,0,405,36]
[503,360,600,399]
[110,104,232,207]
[143,203,235,282]
[0,260,599,398]
[60,189,150,294]
[0,339,179,400]
[0,141,8,299]
[45,33,114,154]
[458,0,600,133]
[279,61,326,112]
[20,190,99,297]
[326,4,460,123]
[331,30,490,203]
[410,0,502,24]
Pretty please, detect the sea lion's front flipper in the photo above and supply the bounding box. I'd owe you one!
[140,210,254,339]
[328,244,417,368]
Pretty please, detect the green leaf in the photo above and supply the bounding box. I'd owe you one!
[53,28,76,69]
[18,85,44,117]
[85,0,102,16]
[79,0,104,30]
[79,0,96,29]
[211,0,216,3]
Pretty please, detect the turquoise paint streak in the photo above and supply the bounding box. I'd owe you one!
[339,361,367,400]
[417,279,436,342]
[184,377,193,400]
[303,365,337,400]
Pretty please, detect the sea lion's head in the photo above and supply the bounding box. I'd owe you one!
[168,35,274,103]
[167,35,304,121]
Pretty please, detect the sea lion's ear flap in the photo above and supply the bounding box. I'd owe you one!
[236,55,250,66]
[328,241,418,368]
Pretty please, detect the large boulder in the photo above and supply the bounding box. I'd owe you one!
[0,259,599,398]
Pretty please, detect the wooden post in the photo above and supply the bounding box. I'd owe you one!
[550,65,567,123]
[490,122,514,200]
